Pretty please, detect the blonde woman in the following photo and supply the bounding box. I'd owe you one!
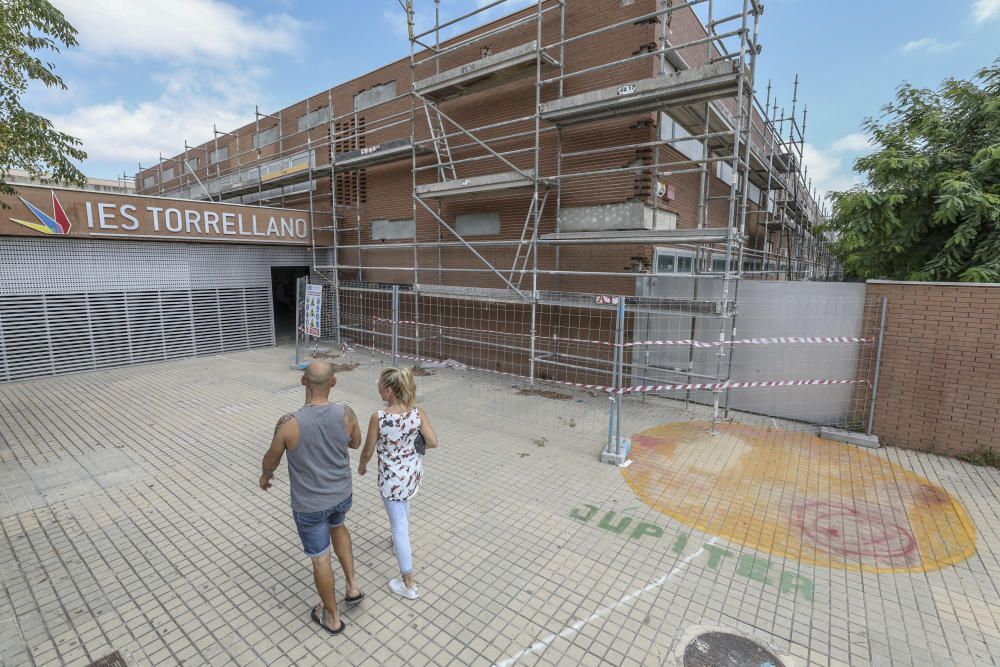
[358,367,438,599]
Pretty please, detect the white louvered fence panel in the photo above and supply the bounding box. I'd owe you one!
[0,288,279,382]
[0,237,306,382]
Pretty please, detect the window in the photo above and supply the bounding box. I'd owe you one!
[656,253,675,273]
[253,125,279,149]
[659,113,705,162]
[371,218,415,240]
[161,167,175,181]
[655,249,700,274]
[455,212,501,236]
[142,175,156,190]
[354,81,397,112]
[297,106,330,132]
[717,159,735,185]
[712,257,729,273]
[209,146,229,164]
[185,157,199,172]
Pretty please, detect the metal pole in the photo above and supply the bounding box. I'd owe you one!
[606,345,619,456]
[866,296,888,435]
[615,298,626,458]
[294,276,303,367]
[528,0,543,385]
[327,90,343,346]
[391,285,400,366]
[605,297,626,460]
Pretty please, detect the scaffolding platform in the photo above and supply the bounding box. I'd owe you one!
[414,170,535,199]
[414,41,559,103]
[670,99,738,153]
[747,144,781,190]
[394,283,733,315]
[679,104,784,191]
[219,165,327,197]
[334,137,430,172]
[539,228,737,245]
[539,62,743,127]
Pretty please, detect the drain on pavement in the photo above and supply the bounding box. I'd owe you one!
[87,651,128,667]
[684,631,785,667]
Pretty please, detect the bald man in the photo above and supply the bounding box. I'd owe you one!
[260,360,363,636]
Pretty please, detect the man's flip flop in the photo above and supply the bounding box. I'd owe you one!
[345,592,365,607]
[311,605,346,636]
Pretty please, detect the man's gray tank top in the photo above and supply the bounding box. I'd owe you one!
[287,403,351,512]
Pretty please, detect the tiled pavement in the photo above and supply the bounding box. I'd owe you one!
[1,346,999,666]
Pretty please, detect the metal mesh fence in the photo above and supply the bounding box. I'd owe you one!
[301,279,883,463]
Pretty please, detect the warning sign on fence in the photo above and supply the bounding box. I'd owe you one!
[595,295,620,305]
[304,284,322,337]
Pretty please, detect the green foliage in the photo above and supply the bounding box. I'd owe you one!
[957,448,1000,469]
[0,0,87,198]
[824,60,1000,282]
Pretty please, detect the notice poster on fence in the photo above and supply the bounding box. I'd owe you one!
[304,284,322,337]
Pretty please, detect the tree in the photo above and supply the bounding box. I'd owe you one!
[0,0,87,200]
[824,61,1000,283]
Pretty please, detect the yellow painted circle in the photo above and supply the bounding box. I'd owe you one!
[622,421,977,574]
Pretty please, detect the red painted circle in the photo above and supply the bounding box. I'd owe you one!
[797,501,916,560]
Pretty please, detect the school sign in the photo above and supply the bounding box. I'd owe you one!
[1,184,331,246]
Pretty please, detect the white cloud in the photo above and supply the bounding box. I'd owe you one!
[55,0,304,62]
[802,143,864,199]
[43,0,305,172]
[800,131,879,200]
[50,67,262,165]
[972,0,1000,22]
[900,37,961,54]
[831,132,873,153]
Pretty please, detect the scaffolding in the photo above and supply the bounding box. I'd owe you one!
[313,0,726,458]
[137,0,850,463]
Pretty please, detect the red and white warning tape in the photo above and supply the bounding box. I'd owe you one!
[623,336,872,348]
[341,343,867,396]
[370,317,871,349]
[609,378,864,395]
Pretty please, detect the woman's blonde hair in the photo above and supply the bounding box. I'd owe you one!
[380,366,417,408]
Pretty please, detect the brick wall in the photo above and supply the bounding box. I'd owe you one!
[867,280,1000,456]
[137,1,801,292]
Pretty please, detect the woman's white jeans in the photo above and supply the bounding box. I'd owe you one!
[383,497,412,576]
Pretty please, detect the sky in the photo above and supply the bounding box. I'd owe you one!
[26,0,1000,201]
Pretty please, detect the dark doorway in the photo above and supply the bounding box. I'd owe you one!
[271,266,310,343]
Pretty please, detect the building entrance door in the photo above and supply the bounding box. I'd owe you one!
[271,266,310,342]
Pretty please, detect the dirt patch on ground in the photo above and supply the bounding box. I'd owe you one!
[412,366,435,377]
[331,363,359,373]
[517,387,572,400]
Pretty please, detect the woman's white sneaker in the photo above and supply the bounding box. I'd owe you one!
[388,578,419,600]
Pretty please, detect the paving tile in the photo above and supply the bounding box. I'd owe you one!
[0,347,997,665]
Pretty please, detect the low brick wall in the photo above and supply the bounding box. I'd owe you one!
[867,280,999,456]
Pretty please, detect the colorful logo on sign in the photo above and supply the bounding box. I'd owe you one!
[9,192,72,235]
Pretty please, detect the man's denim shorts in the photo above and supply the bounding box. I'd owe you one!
[292,495,352,558]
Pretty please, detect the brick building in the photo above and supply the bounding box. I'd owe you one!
[137,0,836,300]
[0,1,840,385]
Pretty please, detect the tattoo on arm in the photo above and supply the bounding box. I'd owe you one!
[273,413,294,438]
